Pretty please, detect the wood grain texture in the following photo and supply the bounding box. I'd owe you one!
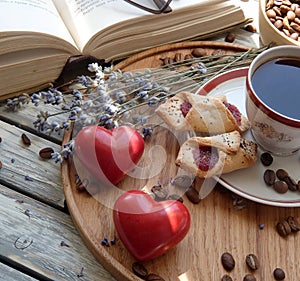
[0,263,39,281]
[0,121,64,209]
[0,183,115,281]
[61,42,300,281]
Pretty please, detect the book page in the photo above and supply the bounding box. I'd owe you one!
[0,0,76,46]
[52,0,223,51]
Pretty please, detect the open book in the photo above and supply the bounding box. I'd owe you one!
[0,0,251,100]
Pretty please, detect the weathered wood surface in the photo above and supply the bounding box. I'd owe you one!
[0,183,115,281]
[0,120,64,209]
[0,262,39,281]
[0,108,117,279]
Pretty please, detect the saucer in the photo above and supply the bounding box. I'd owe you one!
[199,68,300,207]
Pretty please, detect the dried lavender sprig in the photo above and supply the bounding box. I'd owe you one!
[4,45,269,135]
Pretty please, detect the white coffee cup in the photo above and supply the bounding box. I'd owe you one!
[246,45,300,156]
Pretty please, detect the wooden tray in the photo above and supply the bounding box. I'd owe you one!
[61,41,300,281]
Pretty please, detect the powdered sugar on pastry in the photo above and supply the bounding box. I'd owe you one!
[155,91,250,134]
[175,131,257,178]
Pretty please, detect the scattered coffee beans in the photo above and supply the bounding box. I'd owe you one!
[185,185,201,204]
[221,252,235,271]
[276,169,289,181]
[263,165,299,194]
[286,216,300,232]
[21,133,31,146]
[39,147,54,159]
[225,32,235,43]
[132,262,148,279]
[284,176,297,191]
[172,175,193,189]
[274,180,289,194]
[244,24,257,33]
[221,274,233,281]
[263,169,276,186]
[245,254,259,271]
[174,52,184,63]
[276,219,292,237]
[151,185,168,201]
[260,152,273,166]
[132,263,165,280]
[191,48,207,57]
[273,267,286,280]
[243,274,256,281]
[166,194,184,203]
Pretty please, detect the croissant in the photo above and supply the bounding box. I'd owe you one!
[175,131,257,178]
[155,91,250,134]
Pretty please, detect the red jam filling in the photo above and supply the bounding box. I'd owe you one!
[180,100,192,117]
[223,102,242,125]
[193,145,219,171]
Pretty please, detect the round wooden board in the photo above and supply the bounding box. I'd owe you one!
[61,41,300,281]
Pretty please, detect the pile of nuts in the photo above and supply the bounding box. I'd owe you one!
[265,0,300,42]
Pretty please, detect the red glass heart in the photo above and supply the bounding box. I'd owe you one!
[74,126,144,185]
[113,190,190,262]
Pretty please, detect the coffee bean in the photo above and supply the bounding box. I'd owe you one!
[151,185,168,201]
[132,262,148,279]
[260,152,273,166]
[276,169,289,180]
[286,216,300,232]
[174,52,184,62]
[245,254,259,270]
[264,169,276,186]
[166,194,184,203]
[21,133,31,146]
[191,48,207,57]
[0,160,2,170]
[245,24,257,32]
[273,267,286,280]
[211,49,226,59]
[276,220,292,237]
[39,147,54,159]
[161,57,174,66]
[243,274,256,281]
[221,252,235,271]
[274,180,288,194]
[146,273,165,281]
[185,186,201,204]
[172,175,193,189]
[221,274,233,281]
[183,54,194,65]
[298,180,300,191]
[225,32,235,43]
[283,176,297,191]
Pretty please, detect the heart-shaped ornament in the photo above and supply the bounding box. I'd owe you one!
[113,190,190,262]
[74,126,144,185]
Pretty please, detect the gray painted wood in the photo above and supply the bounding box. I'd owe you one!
[0,262,39,281]
[0,184,115,281]
[0,120,65,209]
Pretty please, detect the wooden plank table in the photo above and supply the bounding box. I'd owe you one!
[0,104,116,280]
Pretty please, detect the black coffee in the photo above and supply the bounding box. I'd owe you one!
[251,57,300,120]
